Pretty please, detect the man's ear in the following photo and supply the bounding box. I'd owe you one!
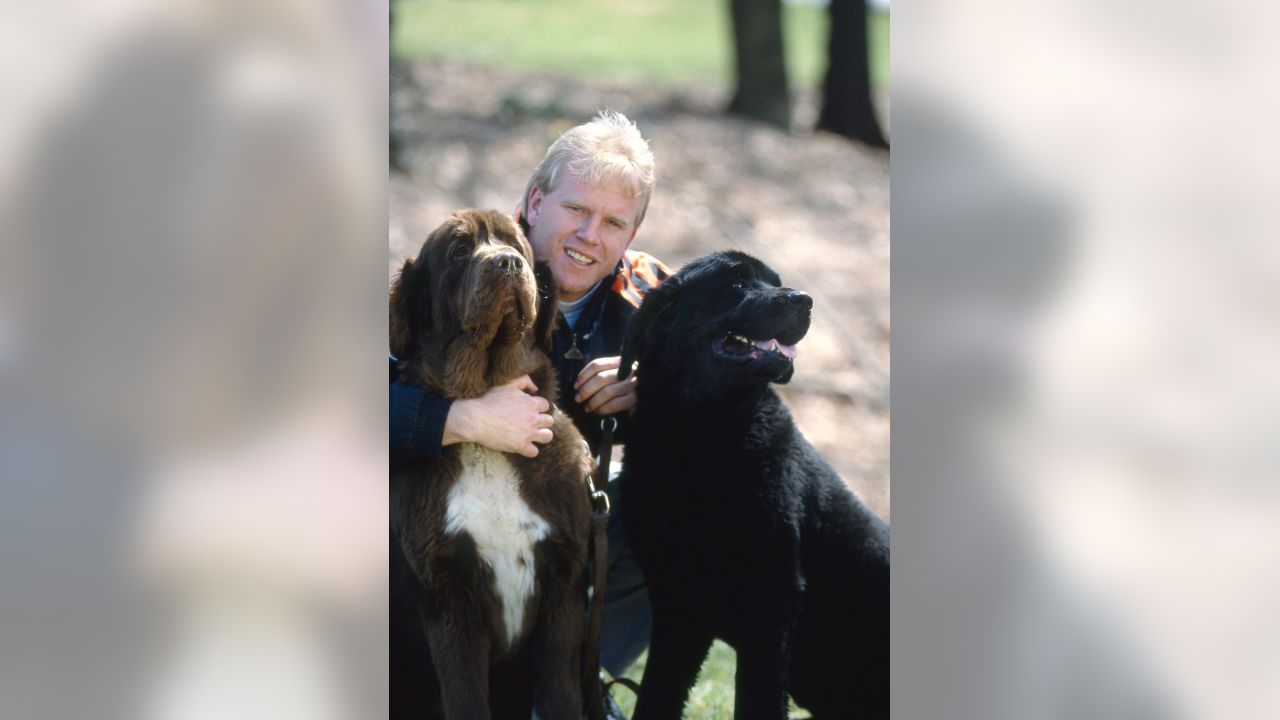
[389,257,426,361]
[619,276,681,381]
[525,185,544,225]
[533,259,558,353]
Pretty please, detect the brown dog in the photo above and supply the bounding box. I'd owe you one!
[389,209,595,720]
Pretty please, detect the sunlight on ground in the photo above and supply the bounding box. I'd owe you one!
[612,641,814,718]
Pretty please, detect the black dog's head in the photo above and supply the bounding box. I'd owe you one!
[620,251,811,400]
[390,209,557,363]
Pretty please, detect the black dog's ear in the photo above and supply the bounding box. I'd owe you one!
[533,259,558,353]
[389,257,427,361]
[619,276,681,381]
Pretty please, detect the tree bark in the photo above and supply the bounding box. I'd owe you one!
[817,0,888,148]
[727,0,791,129]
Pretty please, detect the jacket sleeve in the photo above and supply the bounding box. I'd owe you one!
[389,358,452,461]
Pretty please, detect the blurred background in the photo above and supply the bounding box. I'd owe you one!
[893,1,1280,718]
[2,1,389,718]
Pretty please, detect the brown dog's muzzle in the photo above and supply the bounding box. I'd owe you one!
[461,245,537,336]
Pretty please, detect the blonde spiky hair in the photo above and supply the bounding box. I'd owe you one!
[517,110,656,229]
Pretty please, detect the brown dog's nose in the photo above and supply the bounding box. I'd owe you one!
[493,252,522,274]
[781,290,812,309]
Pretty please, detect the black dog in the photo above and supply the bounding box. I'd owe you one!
[617,250,889,719]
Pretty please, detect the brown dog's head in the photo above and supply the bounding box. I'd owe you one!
[390,209,556,371]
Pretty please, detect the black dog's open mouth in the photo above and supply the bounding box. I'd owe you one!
[714,332,800,363]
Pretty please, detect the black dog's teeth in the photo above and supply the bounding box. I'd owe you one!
[722,333,754,355]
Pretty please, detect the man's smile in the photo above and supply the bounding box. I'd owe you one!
[565,248,595,266]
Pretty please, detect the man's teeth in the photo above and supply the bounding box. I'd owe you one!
[566,249,593,266]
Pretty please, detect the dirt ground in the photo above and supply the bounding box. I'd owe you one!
[390,58,890,520]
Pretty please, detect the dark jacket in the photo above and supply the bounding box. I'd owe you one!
[389,249,670,460]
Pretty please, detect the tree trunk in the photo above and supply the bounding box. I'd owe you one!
[817,0,888,148]
[390,0,408,173]
[727,0,790,129]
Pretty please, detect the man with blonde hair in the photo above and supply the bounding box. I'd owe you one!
[391,110,669,680]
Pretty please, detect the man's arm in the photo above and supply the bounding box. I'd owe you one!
[390,374,556,461]
[389,380,453,462]
[442,376,555,458]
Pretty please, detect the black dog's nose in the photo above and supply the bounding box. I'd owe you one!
[493,253,522,274]
[781,290,812,309]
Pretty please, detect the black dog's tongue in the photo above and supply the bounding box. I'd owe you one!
[749,337,798,360]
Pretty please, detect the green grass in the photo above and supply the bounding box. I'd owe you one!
[610,640,812,718]
[393,0,888,90]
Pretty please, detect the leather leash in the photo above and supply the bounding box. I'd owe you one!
[582,415,616,720]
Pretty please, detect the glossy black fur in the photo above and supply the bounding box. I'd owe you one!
[618,251,889,719]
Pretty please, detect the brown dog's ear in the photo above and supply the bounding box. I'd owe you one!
[389,257,427,361]
[619,275,681,381]
[532,259,558,353]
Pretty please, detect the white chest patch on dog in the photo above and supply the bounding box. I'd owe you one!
[444,444,550,646]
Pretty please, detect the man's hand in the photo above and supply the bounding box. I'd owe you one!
[444,375,554,457]
[574,356,638,416]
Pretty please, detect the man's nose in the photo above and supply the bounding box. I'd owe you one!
[576,215,602,244]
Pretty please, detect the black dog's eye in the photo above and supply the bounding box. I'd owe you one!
[450,244,469,264]
[730,280,746,290]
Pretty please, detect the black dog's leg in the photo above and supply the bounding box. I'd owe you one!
[529,582,587,720]
[632,610,714,720]
[427,617,492,720]
[734,572,803,720]
[733,631,794,720]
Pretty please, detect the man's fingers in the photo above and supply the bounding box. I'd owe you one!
[533,396,550,414]
[584,381,633,414]
[594,395,635,416]
[575,369,618,404]
[575,357,622,389]
[516,423,551,458]
[536,413,555,429]
[511,374,538,394]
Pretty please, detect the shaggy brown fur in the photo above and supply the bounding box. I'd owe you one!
[389,209,596,720]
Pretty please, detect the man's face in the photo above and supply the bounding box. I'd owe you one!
[525,171,641,302]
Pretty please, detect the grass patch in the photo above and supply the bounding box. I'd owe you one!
[393,0,887,90]
[610,640,812,718]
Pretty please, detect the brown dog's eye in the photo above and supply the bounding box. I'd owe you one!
[450,244,469,264]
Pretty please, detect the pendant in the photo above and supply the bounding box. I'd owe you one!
[564,335,584,360]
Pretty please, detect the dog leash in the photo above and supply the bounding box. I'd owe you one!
[582,415,616,720]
